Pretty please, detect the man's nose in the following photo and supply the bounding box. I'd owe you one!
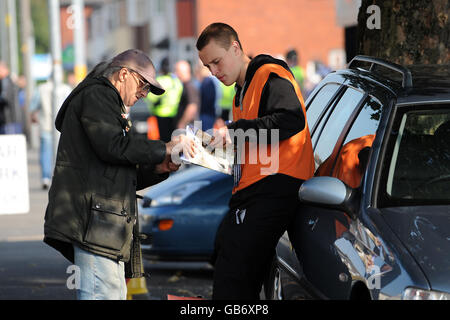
[138,90,147,99]
[210,65,219,77]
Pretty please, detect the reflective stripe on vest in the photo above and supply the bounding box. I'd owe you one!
[232,63,314,193]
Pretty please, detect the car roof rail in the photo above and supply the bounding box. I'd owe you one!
[348,55,413,88]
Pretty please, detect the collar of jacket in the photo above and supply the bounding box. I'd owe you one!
[55,76,124,132]
[234,54,293,108]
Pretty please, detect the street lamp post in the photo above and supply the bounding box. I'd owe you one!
[48,0,63,164]
[73,0,87,84]
[6,0,19,79]
[20,0,34,143]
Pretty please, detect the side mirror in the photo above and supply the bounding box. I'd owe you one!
[298,176,359,219]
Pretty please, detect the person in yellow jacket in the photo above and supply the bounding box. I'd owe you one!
[218,81,235,121]
[286,48,305,95]
[197,22,314,299]
[145,57,183,142]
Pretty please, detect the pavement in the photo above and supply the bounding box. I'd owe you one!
[0,144,76,299]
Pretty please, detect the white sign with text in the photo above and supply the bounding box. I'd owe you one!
[0,135,29,215]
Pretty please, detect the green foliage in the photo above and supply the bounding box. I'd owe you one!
[31,0,50,54]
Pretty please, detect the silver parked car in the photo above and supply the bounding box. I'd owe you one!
[264,56,450,300]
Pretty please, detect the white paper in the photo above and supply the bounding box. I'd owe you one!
[180,126,234,175]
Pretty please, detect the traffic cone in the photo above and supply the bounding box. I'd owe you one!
[126,277,149,300]
[147,116,160,140]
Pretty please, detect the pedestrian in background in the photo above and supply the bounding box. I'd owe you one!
[197,23,314,299]
[16,75,27,118]
[174,60,200,130]
[0,61,21,134]
[218,81,235,122]
[286,48,306,96]
[43,49,195,300]
[146,57,183,142]
[198,64,221,132]
[29,77,73,189]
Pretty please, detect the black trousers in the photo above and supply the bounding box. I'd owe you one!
[212,176,301,300]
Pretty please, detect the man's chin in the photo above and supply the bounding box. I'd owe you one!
[221,79,233,86]
[130,98,140,106]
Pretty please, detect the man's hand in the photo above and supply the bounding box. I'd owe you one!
[166,134,197,164]
[31,111,39,124]
[155,156,180,174]
[209,125,232,149]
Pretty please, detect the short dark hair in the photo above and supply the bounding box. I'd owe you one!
[286,49,298,64]
[196,22,243,51]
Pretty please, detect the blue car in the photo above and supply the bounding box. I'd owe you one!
[138,166,233,261]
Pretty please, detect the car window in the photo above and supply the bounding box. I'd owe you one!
[381,106,450,205]
[312,87,365,172]
[306,83,341,131]
[329,98,382,188]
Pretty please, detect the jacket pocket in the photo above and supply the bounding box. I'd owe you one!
[84,194,131,251]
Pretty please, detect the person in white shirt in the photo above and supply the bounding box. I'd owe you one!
[30,79,72,189]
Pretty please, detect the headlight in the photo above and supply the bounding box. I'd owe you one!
[150,181,211,207]
[402,287,450,300]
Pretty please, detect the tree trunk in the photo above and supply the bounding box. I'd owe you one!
[357,0,450,65]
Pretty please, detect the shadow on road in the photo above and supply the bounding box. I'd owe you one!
[0,241,75,300]
[0,240,214,300]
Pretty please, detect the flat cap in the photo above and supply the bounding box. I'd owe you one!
[110,49,165,95]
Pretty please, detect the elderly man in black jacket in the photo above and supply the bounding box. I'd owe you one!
[44,49,194,300]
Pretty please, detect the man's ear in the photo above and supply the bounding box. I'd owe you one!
[231,40,241,56]
[119,68,128,82]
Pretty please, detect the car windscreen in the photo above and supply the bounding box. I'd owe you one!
[379,104,450,206]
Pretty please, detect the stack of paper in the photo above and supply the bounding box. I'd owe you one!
[180,126,234,175]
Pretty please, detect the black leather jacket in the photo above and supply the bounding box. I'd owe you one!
[44,76,168,277]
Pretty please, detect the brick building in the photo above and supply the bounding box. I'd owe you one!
[59,0,346,76]
[195,0,345,71]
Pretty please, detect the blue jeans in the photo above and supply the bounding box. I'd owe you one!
[40,132,53,181]
[73,246,127,300]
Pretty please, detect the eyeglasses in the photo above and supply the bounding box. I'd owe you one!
[127,68,152,95]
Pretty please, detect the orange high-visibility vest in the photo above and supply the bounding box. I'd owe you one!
[332,134,375,188]
[232,63,314,193]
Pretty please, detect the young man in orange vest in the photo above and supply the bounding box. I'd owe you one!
[197,23,315,299]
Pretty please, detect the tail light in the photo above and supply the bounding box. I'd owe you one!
[158,219,174,231]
